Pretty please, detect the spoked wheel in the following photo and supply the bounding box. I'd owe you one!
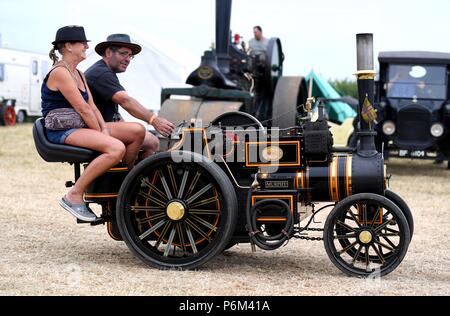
[116,151,237,270]
[335,190,414,263]
[324,193,410,277]
[0,105,16,126]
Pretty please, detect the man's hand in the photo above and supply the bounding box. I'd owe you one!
[152,116,175,137]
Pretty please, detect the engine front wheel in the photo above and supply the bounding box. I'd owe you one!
[324,193,410,277]
[116,151,237,270]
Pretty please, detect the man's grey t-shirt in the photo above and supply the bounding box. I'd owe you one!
[249,37,268,55]
[85,59,125,122]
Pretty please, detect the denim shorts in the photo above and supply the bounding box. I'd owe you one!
[46,128,78,144]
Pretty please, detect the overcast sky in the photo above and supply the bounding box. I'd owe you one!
[1,0,450,79]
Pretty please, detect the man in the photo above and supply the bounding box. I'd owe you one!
[248,26,268,56]
[85,34,175,158]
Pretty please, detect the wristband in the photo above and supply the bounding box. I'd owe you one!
[149,114,157,125]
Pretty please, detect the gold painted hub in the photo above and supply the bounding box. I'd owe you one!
[166,201,185,221]
[359,230,373,244]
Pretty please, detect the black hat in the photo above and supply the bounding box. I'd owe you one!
[52,25,90,46]
[95,34,142,56]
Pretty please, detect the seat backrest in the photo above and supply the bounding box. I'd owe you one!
[32,118,97,163]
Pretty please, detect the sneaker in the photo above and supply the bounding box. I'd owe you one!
[59,196,97,222]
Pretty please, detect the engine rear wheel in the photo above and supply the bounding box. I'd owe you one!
[116,151,237,270]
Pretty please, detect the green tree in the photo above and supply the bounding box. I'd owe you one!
[329,79,358,98]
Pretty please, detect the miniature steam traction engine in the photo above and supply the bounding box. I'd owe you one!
[33,33,413,278]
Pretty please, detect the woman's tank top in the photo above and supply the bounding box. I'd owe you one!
[41,66,89,117]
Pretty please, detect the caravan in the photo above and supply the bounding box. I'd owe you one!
[0,47,49,125]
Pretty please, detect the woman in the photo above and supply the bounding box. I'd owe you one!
[42,25,145,222]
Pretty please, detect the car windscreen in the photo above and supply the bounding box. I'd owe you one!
[386,64,447,99]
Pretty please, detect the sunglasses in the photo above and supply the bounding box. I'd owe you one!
[115,50,135,59]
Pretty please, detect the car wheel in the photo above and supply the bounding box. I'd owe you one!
[16,110,26,124]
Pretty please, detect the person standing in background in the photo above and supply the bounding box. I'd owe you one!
[248,26,268,56]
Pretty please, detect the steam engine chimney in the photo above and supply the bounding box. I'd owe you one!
[355,33,378,156]
[216,0,232,74]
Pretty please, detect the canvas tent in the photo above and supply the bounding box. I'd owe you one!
[305,70,356,124]
[79,30,198,125]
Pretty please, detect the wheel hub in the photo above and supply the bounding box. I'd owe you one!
[358,230,373,244]
[166,201,185,221]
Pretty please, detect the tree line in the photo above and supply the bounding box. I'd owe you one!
[329,78,358,98]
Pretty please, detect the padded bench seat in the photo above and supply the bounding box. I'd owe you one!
[33,117,98,163]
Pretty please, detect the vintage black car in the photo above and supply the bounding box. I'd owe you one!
[371,51,450,167]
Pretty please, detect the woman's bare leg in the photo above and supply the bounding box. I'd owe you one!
[106,122,145,168]
[64,129,126,204]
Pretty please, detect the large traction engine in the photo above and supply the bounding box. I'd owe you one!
[33,34,413,277]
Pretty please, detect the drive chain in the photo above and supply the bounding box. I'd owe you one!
[297,235,324,241]
[294,227,324,241]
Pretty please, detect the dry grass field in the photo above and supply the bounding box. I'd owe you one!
[0,123,449,296]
